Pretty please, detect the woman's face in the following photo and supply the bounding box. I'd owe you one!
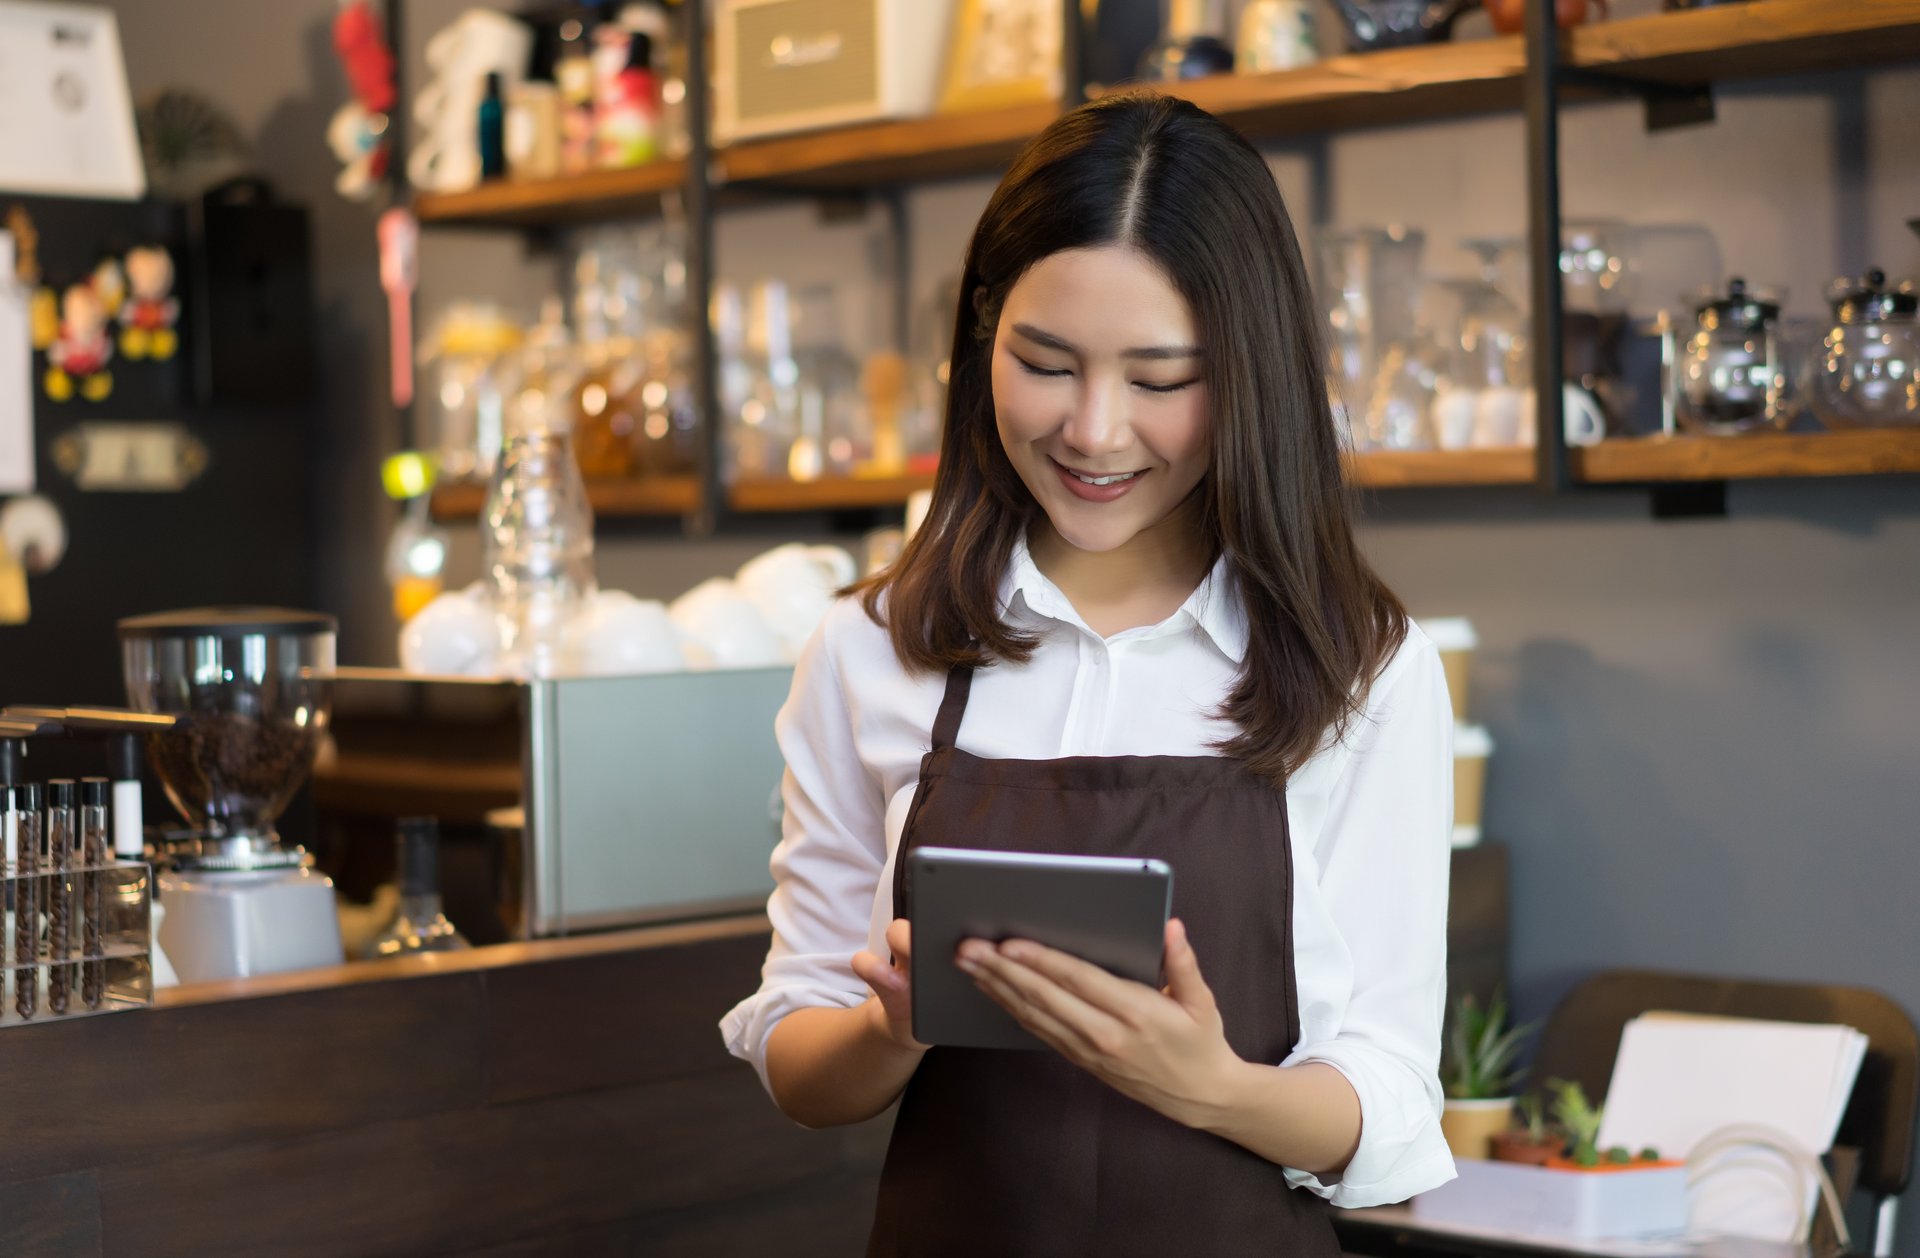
[991,245,1210,556]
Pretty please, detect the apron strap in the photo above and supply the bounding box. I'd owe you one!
[930,665,974,752]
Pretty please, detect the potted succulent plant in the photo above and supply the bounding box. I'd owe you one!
[1439,987,1539,1161]
[1540,1078,1677,1171]
[1489,1089,1564,1166]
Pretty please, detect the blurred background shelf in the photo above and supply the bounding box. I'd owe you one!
[715,102,1059,190]
[1573,430,1920,483]
[413,159,689,228]
[1569,0,1920,86]
[1346,449,1536,488]
[728,473,938,513]
[429,475,701,521]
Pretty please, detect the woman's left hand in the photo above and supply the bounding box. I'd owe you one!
[956,918,1246,1129]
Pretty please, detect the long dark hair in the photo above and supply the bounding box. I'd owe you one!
[857,92,1407,783]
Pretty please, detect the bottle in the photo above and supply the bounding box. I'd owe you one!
[478,72,507,180]
[595,31,659,168]
[555,10,598,174]
[371,818,470,957]
[484,340,597,679]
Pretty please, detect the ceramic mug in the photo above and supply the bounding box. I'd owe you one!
[1516,383,1609,448]
[668,577,787,669]
[1431,387,1480,450]
[408,9,532,191]
[560,590,686,676]
[735,543,857,654]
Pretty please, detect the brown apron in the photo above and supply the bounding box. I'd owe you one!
[867,664,1342,1257]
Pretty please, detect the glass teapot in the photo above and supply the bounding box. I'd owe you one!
[1809,268,1920,427]
[1672,278,1792,435]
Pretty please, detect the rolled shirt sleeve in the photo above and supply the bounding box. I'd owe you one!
[1278,635,1459,1208]
[719,612,886,1096]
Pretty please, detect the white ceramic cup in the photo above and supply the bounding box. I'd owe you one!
[400,583,501,676]
[669,577,787,669]
[1517,383,1608,448]
[1431,387,1480,451]
[1471,386,1527,447]
[735,543,857,654]
[560,590,686,676]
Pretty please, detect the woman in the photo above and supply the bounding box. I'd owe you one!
[721,93,1457,1255]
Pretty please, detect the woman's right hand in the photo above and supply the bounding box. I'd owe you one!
[852,918,929,1053]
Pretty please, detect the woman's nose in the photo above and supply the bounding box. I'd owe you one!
[1060,374,1133,458]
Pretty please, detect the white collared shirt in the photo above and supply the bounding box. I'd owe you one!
[720,539,1459,1209]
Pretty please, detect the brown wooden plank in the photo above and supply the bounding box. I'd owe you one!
[414,160,689,228]
[0,1172,103,1258]
[1347,448,1536,488]
[430,475,701,522]
[1572,429,1920,483]
[717,102,1057,188]
[484,929,773,1103]
[728,472,936,513]
[0,973,486,1181]
[93,1069,841,1258]
[1143,38,1528,139]
[1572,0,1920,86]
[157,915,772,1011]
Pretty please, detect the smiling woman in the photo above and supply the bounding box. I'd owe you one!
[721,92,1458,1258]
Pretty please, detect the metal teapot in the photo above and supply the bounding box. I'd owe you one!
[1331,0,1478,50]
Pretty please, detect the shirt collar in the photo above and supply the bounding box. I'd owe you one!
[999,532,1249,664]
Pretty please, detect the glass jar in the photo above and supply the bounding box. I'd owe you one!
[1809,268,1920,428]
[1672,278,1791,435]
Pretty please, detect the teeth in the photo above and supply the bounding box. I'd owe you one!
[1070,470,1140,487]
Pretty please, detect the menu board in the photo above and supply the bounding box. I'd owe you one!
[0,2,144,200]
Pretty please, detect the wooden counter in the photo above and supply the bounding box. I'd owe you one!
[0,916,891,1257]
[3,843,1507,1255]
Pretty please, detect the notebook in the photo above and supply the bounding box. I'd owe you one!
[1594,1011,1868,1241]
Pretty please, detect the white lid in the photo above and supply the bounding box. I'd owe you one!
[1419,616,1479,651]
[1454,723,1493,757]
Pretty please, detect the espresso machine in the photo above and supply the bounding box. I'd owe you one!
[118,607,344,982]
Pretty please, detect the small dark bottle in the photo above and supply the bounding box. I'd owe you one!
[372,818,471,958]
[479,71,507,179]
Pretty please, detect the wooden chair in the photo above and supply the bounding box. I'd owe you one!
[1525,969,1919,1257]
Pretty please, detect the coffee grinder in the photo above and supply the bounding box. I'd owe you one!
[118,608,345,983]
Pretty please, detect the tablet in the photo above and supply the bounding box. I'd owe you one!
[905,846,1173,1052]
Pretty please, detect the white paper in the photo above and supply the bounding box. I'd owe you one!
[1596,1012,1867,1242]
[0,2,145,200]
[0,230,31,493]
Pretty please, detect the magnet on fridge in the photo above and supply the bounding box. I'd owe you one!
[91,257,127,318]
[44,281,114,402]
[119,246,180,361]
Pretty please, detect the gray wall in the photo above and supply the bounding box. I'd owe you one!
[104,0,1920,1237]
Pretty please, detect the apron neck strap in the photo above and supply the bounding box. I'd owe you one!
[930,664,974,752]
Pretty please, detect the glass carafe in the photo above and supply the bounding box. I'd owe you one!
[484,345,596,679]
[1317,226,1426,450]
[1672,277,1792,434]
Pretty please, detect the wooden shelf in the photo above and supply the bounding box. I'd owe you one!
[1346,448,1537,488]
[728,472,936,513]
[1126,0,1920,140]
[428,475,701,521]
[1572,429,1920,483]
[716,102,1058,190]
[413,159,688,228]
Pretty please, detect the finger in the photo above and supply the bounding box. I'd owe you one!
[968,963,1101,1062]
[885,918,913,965]
[1162,919,1216,1012]
[962,946,1128,1054]
[997,938,1159,1023]
[852,949,904,995]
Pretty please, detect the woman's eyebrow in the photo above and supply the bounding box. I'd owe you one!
[1011,322,1203,361]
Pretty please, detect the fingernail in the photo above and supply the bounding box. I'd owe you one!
[956,958,979,976]
[958,942,989,964]
[1001,941,1028,962]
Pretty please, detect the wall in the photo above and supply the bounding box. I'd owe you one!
[102,0,1920,1236]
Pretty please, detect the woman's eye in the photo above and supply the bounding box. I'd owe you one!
[1015,357,1072,379]
[1135,379,1197,394]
